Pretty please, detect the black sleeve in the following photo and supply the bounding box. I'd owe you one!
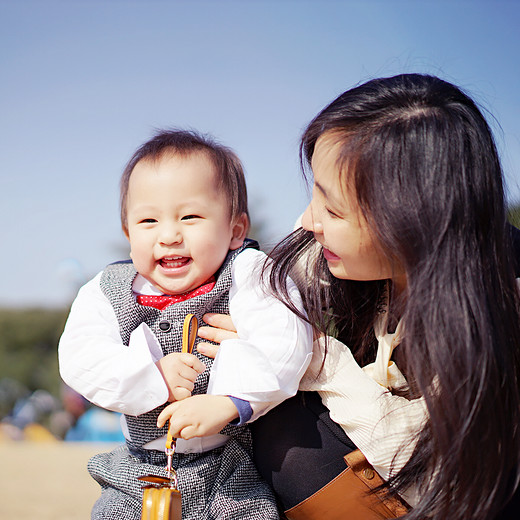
[251,391,356,510]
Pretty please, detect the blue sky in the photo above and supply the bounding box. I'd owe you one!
[1,0,519,307]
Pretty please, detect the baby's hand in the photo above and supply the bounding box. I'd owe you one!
[155,353,206,402]
[157,395,239,440]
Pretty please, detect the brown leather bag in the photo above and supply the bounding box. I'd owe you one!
[141,486,182,520]
[138,314,199,520]
[284,450,410,519]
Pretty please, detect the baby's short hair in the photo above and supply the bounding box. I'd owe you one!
[120,129,249,235]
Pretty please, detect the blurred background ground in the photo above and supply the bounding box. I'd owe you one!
[0,307,126,519]
[0,439,118,520]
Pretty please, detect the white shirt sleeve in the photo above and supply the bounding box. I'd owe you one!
[58,273,169,416]
[300,335,428,492]
[207,249,313,421]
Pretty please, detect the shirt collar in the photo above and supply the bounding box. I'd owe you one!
[132,274,165,296]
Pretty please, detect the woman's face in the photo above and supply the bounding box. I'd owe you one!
[302,133,406,290]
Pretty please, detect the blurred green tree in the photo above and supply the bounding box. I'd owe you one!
[0,308,68,411]
[508,202,520,229]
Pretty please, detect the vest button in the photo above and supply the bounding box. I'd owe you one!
[159,321,171,332]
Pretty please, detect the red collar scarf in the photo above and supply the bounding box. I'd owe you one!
[136,277,216,310]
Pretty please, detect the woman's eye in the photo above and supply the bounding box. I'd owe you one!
[181,215,201,221]
[326,207,340,218]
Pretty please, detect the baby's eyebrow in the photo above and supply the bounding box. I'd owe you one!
[129,203,158,213]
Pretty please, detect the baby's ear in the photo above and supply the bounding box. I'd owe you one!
[229,213,249,250]
[123,229,133,261]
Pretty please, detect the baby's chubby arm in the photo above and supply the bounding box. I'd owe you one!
[157,394,239,440]
[59,273,203,415]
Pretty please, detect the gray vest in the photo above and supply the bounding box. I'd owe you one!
[100,239,258,447]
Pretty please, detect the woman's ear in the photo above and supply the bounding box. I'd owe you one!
[229,213,249,250]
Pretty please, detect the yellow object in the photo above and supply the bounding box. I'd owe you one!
[166,424,175,451]
[139,313,198,519]
[181,314,198,354]
[23,423,57,442]
[141,486,181,520]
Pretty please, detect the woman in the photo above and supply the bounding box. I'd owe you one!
[198,74,520,519]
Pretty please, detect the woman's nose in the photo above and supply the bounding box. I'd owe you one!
[301,203,323,235]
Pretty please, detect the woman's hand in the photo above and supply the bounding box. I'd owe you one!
[197,313,239,359]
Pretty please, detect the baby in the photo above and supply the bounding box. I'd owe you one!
[59,129,312,520]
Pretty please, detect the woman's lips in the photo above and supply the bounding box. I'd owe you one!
[322,247,341,262]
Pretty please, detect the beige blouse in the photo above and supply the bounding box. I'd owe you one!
[299,312,427,505]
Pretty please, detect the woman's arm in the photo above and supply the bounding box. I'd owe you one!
[204,249,314,421]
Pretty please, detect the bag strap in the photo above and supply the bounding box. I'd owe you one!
[164,314,199,488]
[344,450,410,516]
[166,314,198,455]
[182,313,198,354]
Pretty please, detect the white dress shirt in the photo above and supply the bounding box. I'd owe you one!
[59,248,313,451]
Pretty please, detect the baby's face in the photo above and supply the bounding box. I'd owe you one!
[125,152,245,295]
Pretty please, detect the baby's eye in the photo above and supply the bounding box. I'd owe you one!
[181,215,201,221]
[139,218,157,224]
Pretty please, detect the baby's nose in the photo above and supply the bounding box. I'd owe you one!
[159,225,182,245]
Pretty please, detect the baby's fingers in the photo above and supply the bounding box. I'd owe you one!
[166,417,196,440]
[179,353,206,374]
[176,425,197,440]
[171,387,191,402]
[157,403,177,428]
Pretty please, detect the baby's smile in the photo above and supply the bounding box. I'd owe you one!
[158,256,192,270]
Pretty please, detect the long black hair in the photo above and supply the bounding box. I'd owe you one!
[268,74,520,519]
